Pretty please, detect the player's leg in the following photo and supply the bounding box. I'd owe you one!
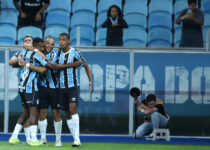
[23,119,31,144]
[38,108,48,144]
[9,105,30,144]
[66,87,81,147]
[151,112,168,129]
[28,92,42,146]
[38,86,50,144]
[52,109,62,146]
[51,88,62,146]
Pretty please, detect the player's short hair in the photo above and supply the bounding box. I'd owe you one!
[146,94,156,103]
[45,35,55,41]
[188,0,197,4]
[59,32,70,40]
[33,37,44,47]
[24,35,33,40]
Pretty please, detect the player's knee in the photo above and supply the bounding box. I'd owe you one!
[52,109,61,122]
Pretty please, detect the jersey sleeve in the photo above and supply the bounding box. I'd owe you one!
[34,53,48,66]
[74,50,81,61]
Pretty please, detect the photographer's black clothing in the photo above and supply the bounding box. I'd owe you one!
[155,104,168,119]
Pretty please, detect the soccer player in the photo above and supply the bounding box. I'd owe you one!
[56,33,82,147]
[8,37,48,146]
[9,36,32,145]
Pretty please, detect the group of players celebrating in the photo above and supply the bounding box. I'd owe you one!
[8,33,92,147]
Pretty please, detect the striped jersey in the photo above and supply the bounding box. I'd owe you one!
[75,49,87,65]
[15,49,48,93]
[41,49,59,89]
[56,47,81,88]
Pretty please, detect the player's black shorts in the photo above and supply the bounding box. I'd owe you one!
[58,86,80,111]
[19,91,39,107]
[39,86,60,109]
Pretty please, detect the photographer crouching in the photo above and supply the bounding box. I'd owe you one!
[134,94,169,139]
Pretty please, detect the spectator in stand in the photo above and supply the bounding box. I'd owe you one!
[102,5,128,46]
[13,0,50,28]
[176,0,204,47]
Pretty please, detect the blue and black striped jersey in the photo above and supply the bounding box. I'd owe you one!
[15,49,48,93]
[41,49,59,89]
[56,48,81,88]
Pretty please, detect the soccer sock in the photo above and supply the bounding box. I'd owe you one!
[30,125,38,142]
[72,114,80,141]
[11,123,23,139]
[24,127,31,141]
[54,120,62,141]
[67,119,75,140]
[38,119,47,139]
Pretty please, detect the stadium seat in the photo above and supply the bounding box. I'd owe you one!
[1,0,18,15]
[148,27,172,48]
[47,0,71,13]
[149,40,171,48]
[202,0,210,13]
[46,10,70,30]
[149,0,173,14]
[0,25,16,45]
[44,26,69,46]
[72,0,96,14]
[96,13,107,29]
[174,0,188,15]
[204,13,210,27]
[71,12,95,29]
[96,28,107,46]
[124,14,147,29]
[174,28,182,47]
[98,0,122,14]
[124,0,147,16]
[148,12,172,29]
[0,10,18,27]
[70,26,94,46]
[18,26,42,45]
[123,27,147,47]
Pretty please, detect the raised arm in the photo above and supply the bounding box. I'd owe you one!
[23,44,45,59]
[8,56,19,68]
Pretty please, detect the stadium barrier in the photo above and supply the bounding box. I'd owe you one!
[0,46,210,136]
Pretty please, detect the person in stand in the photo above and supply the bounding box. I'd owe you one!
[176,0,204,47]
[102,5,128,46]
[13,0,50,28]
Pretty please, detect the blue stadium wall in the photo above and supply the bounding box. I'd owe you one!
[0,49,210,135]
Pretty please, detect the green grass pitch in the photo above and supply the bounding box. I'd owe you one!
[0,142,210,150]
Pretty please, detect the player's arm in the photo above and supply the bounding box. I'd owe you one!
[8,56,19,67]
[18,59,47,73]
[46,60,82,70]
[83,62,93,93]
[23,44,45,59]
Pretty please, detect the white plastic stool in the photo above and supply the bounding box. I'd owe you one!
[152,128,170,141]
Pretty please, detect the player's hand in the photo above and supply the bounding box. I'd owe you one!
[89,81,93,93]
[20,12,26,18]
[17,58,26,67]
[184,13,193,19]
[112,23,119,27]
[35,12,42,22]
[23,43,34,50]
